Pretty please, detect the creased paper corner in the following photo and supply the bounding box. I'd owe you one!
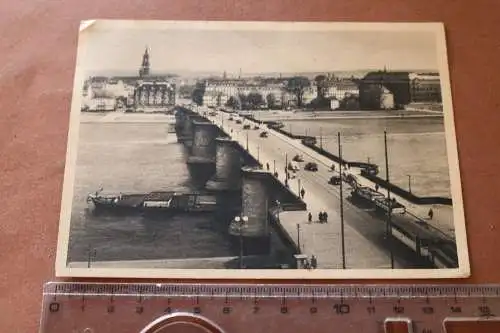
[80,20,97,32]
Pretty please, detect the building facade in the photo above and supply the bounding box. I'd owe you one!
[359,71,442,110]
[133,81,176,111]
[322,79,359,100]
[409,72,442,103]
[198,79,288,108]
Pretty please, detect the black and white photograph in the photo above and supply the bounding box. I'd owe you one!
[55,20,469,278]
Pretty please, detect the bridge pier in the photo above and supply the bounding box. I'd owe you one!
[205,138,242,191]
[187,121,218,164]
[175,113,194,148]
[229,167,271,256]
[185,121,217,188]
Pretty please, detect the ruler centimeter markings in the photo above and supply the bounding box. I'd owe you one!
[40,283,500,333]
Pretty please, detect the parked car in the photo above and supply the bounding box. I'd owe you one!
[236,119,242,124]
[328,176,341,185]
[292,154,304,162]
[260,131,268,138]
[243,124,251,130]
[304,162,318,172]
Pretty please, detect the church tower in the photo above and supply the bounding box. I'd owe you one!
[139,47,150,77]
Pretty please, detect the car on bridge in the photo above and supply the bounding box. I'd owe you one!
[228,116,234,121]
[236,119,242,124]
[292,154,304,162]
[304,162,318,172]
[288,161,300,171]
[328,175,341,185]
[259,131,268,138]
[253,125,260,130]
[243,124,251,130]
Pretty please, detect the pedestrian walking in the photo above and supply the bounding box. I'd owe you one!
[375,184,379,192]
[310,255,317,269]
[266,162,270,171]
[428,208,434,220]
[300,188,306,199]
[330,164,335,172]
[308,212,312,223]
[318,212,324,223]
[323,211,328,223]
[274,171,279,178]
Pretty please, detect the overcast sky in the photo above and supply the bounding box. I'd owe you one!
[80,26,440,75]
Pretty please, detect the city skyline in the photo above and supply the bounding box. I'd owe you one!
[80,25,440,75]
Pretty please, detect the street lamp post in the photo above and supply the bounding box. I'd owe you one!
[407,175,412,193]
[246,132,249,151]
[285,153,288,179]
[298,178,301,196]
[87,244,97,268]
[273,159,276,173]
[233,215,249,269]
[257,146,260,164]
[296,223,301,253]
[320,127,323,150]
[384,131,395,269]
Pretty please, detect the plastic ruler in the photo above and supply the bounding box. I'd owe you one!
[40,282,500,333]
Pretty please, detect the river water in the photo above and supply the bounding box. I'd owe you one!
[67,120,234,263]
[281,116,451,198]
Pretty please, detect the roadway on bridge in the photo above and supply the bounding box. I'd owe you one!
[206,111,436,269]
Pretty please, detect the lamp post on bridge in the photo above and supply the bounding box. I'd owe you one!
[246,132,249,151]
[87,244,97,268]
[407,175,412,194]
[296,223,301,254]
[297,178,301,197]
[232,215,249,269]
[285,153,289,179]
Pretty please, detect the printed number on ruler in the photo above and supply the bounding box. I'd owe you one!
[40,283,500,333]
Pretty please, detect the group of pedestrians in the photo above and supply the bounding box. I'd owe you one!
[300,255,318,269]
[307,211,328,223]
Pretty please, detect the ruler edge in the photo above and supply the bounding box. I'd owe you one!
[42,282,500,298]
[40,283,500,333]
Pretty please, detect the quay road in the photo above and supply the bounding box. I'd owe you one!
[198,109,431,270]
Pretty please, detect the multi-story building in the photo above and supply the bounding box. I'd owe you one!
[323,79,359,100]
[134,81,176,112]
[197,78,287,108]
[409,72,442,103]
[359,70,442,110]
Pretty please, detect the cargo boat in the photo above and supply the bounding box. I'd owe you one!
[86,189,217,214]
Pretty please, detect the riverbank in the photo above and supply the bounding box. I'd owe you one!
[246,110,443,122]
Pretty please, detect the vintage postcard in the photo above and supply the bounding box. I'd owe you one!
[55,20,469,279]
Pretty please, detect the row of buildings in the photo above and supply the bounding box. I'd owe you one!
[194,75,360,110]
[81,47,442,112]
[192,70,442,111]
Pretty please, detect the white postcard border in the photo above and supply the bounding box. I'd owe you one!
[55,20,470,279]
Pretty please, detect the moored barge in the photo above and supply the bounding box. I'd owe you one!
[86,189,217,214]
